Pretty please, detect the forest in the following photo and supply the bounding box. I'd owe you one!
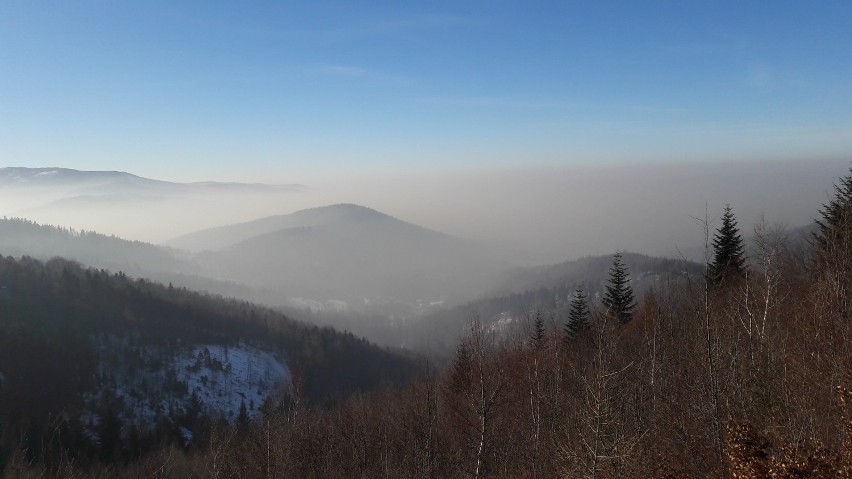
[0,167,850,478]
[0,256,421,473]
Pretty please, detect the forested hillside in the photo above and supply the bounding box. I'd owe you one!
[0,218,190,274]
[492,252,704,295]
[400,253,704,358]
[0,217,294,314]
[179,204,509,305]
[0,256,422,472]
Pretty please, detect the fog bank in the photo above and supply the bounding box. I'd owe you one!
[1,158,847,265]
[303,158,850,263]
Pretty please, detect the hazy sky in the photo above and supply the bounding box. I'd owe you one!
[2,1,852,181]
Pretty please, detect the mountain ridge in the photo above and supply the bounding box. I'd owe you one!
[0,167,305,191]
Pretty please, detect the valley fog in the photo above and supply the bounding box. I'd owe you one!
[2,158,846,264]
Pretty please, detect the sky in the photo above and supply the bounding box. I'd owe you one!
[1,1,851,263]
[2,1,852,182]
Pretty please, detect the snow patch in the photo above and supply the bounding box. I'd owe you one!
[179,426,193,447]
[89,338,289,426]
[286,297,350,312]
[177,344,289,421]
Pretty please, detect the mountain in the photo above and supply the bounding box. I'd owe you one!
[171,204,512,306]
[0,167,302,194]
[0,167,143,187]
[168,203,442,252]
[0,215,497,348]
[2,167,303,216]
[0,167,309,245]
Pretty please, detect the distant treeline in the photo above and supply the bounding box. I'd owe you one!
[0,217,188,274]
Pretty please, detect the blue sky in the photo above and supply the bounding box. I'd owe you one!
[1,1,851,181]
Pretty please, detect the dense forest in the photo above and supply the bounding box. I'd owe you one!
[0,257,421,473]
[2,167,852,478]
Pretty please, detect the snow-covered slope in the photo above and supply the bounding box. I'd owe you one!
[90,337,290,426]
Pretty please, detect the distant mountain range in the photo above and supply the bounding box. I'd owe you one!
[0,167,309,244]
[1,167,820,353]
[0,167,304,194]
[0,199,514,314]
[0,206,817,355]
[0,167,304,215]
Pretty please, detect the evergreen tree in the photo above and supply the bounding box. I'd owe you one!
[236,399,250,433]
[708,205,746,285]
[814,166,852,252]
[602,252,636,323]
[530,310,546,349]
[565,288,590,337]
[812,166,852,321]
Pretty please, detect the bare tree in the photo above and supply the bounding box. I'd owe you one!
[445,315,508,479]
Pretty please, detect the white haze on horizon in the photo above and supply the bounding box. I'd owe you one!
[296,158,851,263]
[0,158,848,266]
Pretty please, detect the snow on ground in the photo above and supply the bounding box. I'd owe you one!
[177,344,289,421]
[492,311,516,332]
[286,296,351,312]
[91,338,289,426]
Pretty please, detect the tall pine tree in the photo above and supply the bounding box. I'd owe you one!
[565,288,590,337]
[812,166,852,321]
[602,252,636,323]
[814,166,852,253]
[708,204,746,285]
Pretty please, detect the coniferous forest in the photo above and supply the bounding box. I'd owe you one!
[0,168,849,478]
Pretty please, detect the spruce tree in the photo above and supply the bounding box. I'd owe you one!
[531,310,546,349]
[566,288,590,337]
[708,204,746,285]
[814,166,852,252]
[812,167,852,321]
[602,252,636,323]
